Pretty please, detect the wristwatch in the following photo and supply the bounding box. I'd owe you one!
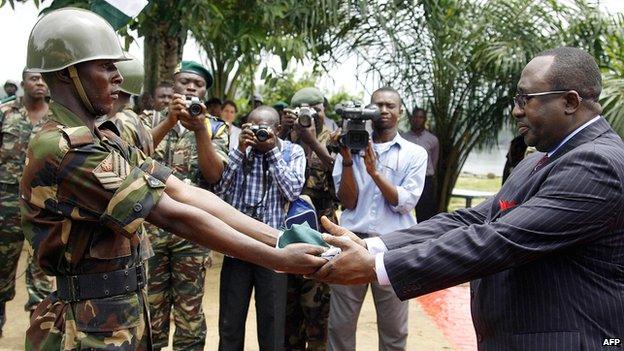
[342,159,354,167]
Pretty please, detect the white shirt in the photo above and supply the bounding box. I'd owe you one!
[367,115,602,285]
[333,132,428,236]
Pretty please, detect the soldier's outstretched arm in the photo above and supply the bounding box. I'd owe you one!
[164,174,280,246]
[147,191,327,274]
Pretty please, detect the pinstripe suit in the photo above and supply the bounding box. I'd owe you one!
[381,117,624,350]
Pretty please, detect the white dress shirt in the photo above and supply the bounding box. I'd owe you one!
[333,132,428,237]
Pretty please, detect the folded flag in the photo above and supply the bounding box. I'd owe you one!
[91,0,149,30]
[278,223,328,249]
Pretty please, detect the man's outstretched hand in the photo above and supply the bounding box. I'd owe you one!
[276,243,327,275]
[309,217,377,285]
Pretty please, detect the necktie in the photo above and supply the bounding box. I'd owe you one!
[532,154,550,174]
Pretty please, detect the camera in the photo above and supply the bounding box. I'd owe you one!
[334,101,380,151]
[185,96,203,117]
[285,104,317,128]
[249,124,271,142]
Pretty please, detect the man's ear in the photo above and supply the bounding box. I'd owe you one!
[564,90,582,115]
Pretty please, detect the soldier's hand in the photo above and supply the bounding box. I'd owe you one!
[275,243,327,275]
[169,93,189,122]
[179,106,207,133]
[239,123,257,152]
[295,119,317,145]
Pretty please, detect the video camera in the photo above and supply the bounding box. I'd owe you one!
[284,104,317,128]
[185,96,203,117]
[334,101,380,151]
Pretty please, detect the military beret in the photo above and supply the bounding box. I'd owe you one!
[174,61,213,88]
[291,87,324,107]
[272,101,288,110]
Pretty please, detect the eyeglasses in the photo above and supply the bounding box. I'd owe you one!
[513,90,582,109]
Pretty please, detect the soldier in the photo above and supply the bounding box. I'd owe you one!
[146,60,230,350]
[107,53,155,156]
[2,80,19,103]
[280,87,339,350]
[22,8,325,351]
[0,68,54,336]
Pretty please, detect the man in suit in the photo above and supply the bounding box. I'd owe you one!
[311,46,624,351]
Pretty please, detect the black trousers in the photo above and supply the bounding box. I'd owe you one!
[415,175,438,222]
[218,256,286,351]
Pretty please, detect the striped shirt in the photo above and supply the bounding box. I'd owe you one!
[215,140,306,228]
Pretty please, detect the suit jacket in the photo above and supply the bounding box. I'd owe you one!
[381,117,624,351]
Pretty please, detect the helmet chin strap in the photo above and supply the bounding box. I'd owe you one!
[68,65,96,115]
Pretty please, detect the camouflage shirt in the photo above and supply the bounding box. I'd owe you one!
[20,101,171,277]
[302,125,336,196]
[0,100,47,184]
[109,107,154,156]
[152,109,229,188]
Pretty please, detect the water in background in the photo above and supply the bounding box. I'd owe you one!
[460,130,514,176]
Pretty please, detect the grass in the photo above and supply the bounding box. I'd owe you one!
[448,174,502,212]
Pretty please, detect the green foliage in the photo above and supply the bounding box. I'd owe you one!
[341,0,613,211]
[599,14,624,138]
[190,0,361,100]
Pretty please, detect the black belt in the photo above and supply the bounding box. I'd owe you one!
[0,183,19,194]
[56,264,146,302]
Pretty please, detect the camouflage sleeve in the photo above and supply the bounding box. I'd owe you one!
[23,127,172,238]
[111,111,155,156]
[208,118,230,165]
[100,157,171,237]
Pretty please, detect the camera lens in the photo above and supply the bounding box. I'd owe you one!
[255,129,270,142]
[298,114,312,127]
[188,103,203,117]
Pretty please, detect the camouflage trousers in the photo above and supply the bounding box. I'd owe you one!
[146,225,210,350]
[0,189,54,310]
[26,290,151,351]
[284,274,331,351]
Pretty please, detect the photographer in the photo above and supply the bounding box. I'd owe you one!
[280,87,338,350]
[329,87,427,351]
[215,106,306,351]
[147,60,230,350]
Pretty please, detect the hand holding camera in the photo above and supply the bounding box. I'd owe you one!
[239,123,276,153]
[170,93,207,132]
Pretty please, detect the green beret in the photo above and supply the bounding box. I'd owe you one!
[272,101,288,110]
[174,60,213,88]
[291,87,324,107]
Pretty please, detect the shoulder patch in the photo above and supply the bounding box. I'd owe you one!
[59,126,94,147]
[92,150,131,190]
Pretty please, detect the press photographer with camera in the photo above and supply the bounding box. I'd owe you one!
[147,60,230,350]
[279,87,339,350]
[328,87,428,351]
[215,106,306,351]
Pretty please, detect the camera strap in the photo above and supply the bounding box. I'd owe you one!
[241,153,271,218]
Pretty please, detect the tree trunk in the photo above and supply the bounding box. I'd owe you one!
[143,21,187,96]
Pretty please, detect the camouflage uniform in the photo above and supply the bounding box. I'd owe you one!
[142,108,229,350]
[285,124,336,350]
[0,99,54,313]
[22,101,171,351]
[109,107,154,156]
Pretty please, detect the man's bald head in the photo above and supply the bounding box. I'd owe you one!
[248,105,280,128]
[536,47,602,103]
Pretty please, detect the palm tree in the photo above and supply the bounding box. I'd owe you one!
[342,0,610,211]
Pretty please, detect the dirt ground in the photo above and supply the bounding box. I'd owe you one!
[0,249,454,351]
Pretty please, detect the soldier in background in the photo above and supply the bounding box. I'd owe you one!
[280,87,339,350]
[147,61,229,350]
[108,53,155,156]
[1,80,19,104]
[0,68,54,335]
[22,8,324,351]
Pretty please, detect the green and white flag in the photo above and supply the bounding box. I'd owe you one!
[91,0,149,30]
